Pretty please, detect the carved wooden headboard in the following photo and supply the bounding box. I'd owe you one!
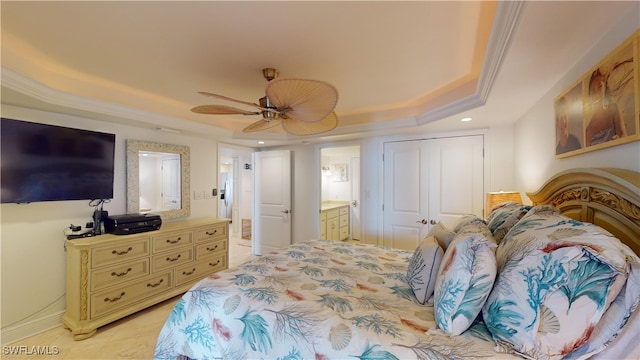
[527,168,640,256]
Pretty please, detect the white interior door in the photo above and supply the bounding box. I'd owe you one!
[382,140,429,250]
[161,157,180,210]
[252,150,291,255]
[350,157,361,240]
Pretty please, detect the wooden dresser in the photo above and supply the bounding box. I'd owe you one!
[62,217,229,340]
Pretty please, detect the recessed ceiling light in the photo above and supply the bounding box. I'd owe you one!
[460,117,472,122]
[257,141,265,145]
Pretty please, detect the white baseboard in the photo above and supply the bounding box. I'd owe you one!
[1,311,64,346]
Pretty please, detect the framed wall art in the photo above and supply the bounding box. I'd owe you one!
[555,29,639,158]
[331,163,348,182]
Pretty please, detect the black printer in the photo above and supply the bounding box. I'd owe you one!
[104,213,162,235]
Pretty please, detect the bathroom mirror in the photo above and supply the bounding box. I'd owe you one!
[126,139,190,220]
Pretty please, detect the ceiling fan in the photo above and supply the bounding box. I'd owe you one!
[191,68,339,136]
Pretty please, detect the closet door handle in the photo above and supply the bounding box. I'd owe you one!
[416,219,428,224]
[430,220,437,225]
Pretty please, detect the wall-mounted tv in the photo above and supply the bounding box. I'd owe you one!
[1,118,116,204]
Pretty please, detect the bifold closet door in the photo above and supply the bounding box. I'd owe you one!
[382,140,429,250]
[427,136,484,228]
[382,136,483,250]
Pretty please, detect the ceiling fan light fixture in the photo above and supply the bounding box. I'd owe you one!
[193,68,339,135]
[259,96,280,121]
[262,68,279,81]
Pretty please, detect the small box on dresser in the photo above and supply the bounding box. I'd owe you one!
[62,217,229,340]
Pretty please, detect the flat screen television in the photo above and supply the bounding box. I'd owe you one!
[1,118,116,204]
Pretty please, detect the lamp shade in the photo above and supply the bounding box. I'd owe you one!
[486,191,522,217]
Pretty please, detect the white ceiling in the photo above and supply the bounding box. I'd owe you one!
[1,1,635,147]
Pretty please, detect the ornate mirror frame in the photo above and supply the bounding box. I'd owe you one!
[126,139,191,220]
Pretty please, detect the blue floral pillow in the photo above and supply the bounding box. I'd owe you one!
[407,236,444,304]
[483,205,639,359]
[434,219,497,335]
[486,202,531,243]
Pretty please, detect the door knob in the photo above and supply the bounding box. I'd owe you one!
[281,210,290,214]
[352,200,358,207]
[430,219,437,225]
[415,219,428,224]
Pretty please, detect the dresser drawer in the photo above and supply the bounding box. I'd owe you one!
[340,215,349,227]
[152,247,194,272]
[196,223,227,243]
[91,259,150,291]
[91,272,172,318]
[339,206,349,216]
[152,231,193,253]
[175,253,227,286]
[195,239,227,259]
[91,238,149,268]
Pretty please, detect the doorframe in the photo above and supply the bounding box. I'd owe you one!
[217,142,256,239]
[317,141,362,241]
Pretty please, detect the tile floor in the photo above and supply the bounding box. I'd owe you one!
[2,236,254,359]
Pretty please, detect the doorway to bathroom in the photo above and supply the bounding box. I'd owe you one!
[320,145,361,241]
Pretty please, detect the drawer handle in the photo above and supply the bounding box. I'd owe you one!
[206,245,219,252]
[182,268,196,276]
[209,259,221,267]
[147,279,164,288]
[104,292,125,303]
[166,254,181,262]
[111,268,132,277]
[112,247,133,256]
[166,237,182,244]
[205,230,218,236]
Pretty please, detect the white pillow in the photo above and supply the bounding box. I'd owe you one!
[427,222,455,250]
[407,236,444,304]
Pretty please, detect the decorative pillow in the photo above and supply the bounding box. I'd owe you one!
[453,214,487,233]
[486,202,531,243]
[407,236,444,304]
[483,205,639,360]
[427,222,455,250]
[434,220,497,335]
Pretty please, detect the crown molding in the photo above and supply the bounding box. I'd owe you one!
[416,1,525,125]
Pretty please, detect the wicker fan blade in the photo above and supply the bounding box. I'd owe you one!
[191,105,260,115]
[266,78,338,123]
[243,119,283,133]
[198,92,262,109]
[282,112,338,136]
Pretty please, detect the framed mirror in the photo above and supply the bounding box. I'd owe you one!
[126,139,190,220]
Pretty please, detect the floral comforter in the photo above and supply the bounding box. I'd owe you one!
[153,240,518,360]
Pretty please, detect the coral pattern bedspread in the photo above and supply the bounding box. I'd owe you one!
[154,240,517,359]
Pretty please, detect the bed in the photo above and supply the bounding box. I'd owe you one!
[153,168,640,360]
